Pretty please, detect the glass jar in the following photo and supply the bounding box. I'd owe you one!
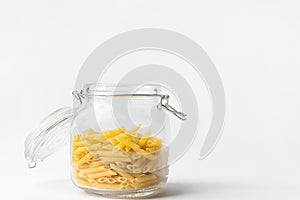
[25,83,186,198]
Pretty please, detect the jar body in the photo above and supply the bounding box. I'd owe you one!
[70,94,170,198]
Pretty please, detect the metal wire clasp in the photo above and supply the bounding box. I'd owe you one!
[72,90,84,104]
[157,95,187,120]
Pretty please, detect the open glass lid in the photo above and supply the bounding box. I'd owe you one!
[24,107,73,168]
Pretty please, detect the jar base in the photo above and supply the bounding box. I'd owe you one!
[80,183,165,199]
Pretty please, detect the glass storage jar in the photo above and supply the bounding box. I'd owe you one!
[25,83,186,198]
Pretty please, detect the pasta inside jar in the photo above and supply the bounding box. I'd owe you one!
[71,124,169,191]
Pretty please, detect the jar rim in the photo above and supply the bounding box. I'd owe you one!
[82,83,162,96]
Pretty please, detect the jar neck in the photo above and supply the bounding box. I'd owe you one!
[72,83,187,120]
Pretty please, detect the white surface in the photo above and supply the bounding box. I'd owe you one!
[1,0,300,199]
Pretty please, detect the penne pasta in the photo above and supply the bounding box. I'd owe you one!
[125,146,131,152]
[103,128,124,138]
[95,150,129,157]
[107,178,117,184]
[110,164,135,183]
[76,177,91,186]
[82,129,96,135]
[131,154,141,160]
[129,124,141,133]
[101,156,131,163]
[109,138,119,146]
[134,174,157,183]
[97,177,107,183]
[133,169,142,173]
[87,170,117,179]
[120,182,129,189]
[138,129,151,147]
[115,162,125,168]
[84,143,102,151]
[133,157,147,167]
[72,135,81,142]
[74,147,87,155]
[102,144,114,150]
[116,137,141,152]
[146,147,160,153]
[89,161,104,168]
[114,143,126,150]
[137,151,158,160]
[116,176,128,183]
[129,172,144,178]
[127,165,135,171]
[80,165,110,175]
[75,153,93,166]
[142,160,155,173]
[132,179,158,188]
[95,183,121,189]
[73,141,84,148]
[71,125,168,191]
[88,179,98,186]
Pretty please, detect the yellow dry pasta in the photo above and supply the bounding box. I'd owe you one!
[137,151,158,160]
[102,144,114,150]
[129,124,141,133]
[95,183,120,189]
[110,164,135,183]
[116,137,141,152]
[101,157,131,163]
[79,165,110,175]
[133,157,147,167]
[146,147,160,153]
[116,176,128,183]
[96,150,128,157]
[87,170,117,179]
[82,135,106,144]
[127,165,135,171]
[72,125,167,190]
[107,177,117,184]
[97,177,107,183]
[133,169,142,173]
[134,174,157,183]
[138,129,151,147]
[132,179,158,188]
[103,128,124,138]
[115,162,125,168]
[87,179,98,186]
[76,177,91,186]
[109,138,119,146]
[120,182,129,188]
[73,141,84,148]
[75,153,93,166]
[78,163,91,169]
[128,171,147,178]
[114,143,126,151]
[131,154,141,160]
[82,129,95,135]
[74,147,87,155]
[89,161,104,168]
[82,144,100,152]
[142,160,155,173]
[125,146,131,152]
[73,135,81,142]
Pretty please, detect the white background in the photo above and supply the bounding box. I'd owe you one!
[1,0,300,199]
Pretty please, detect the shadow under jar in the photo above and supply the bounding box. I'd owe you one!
[25,83,186,199]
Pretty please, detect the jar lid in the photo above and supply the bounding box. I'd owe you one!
[24,107,73,168]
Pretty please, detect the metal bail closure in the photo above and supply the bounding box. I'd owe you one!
[24,107,73,168]
[72,90,84,104]
[157,95,187,120]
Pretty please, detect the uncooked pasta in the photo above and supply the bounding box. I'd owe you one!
[72,125,168,190]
